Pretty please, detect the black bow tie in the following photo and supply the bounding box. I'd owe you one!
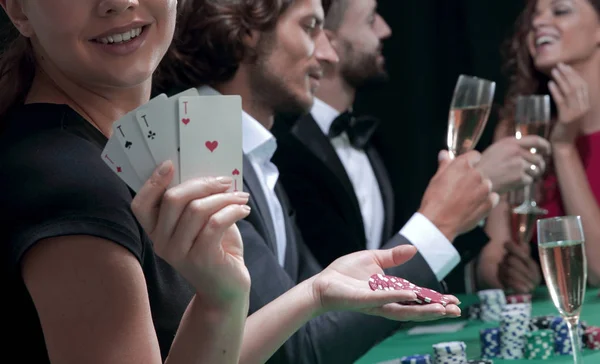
[328,111,380,149]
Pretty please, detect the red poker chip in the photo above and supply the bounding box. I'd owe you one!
[413,286,449,307]
[506,294,532,304]
[585,327,600,350]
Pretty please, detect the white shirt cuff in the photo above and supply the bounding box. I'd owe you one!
[398,213,461,281]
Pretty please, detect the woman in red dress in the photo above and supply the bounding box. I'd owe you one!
[478,0,600,292]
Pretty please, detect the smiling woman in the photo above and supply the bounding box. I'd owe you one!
[0,0,255,363]
[480,0,600,292]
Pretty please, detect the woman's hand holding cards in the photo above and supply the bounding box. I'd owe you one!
[131,161,252,306]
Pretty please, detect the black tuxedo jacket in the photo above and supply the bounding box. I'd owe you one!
[239,154,440,364]
[271,113,490,293]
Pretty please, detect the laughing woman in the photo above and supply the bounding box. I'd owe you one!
[480,0,600,293]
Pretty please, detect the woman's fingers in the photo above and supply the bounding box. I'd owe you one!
[153,177,234,242]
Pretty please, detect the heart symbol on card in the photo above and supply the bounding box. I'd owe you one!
[232,169,240,176]
[181,118,190,125]
[205,141,219,152]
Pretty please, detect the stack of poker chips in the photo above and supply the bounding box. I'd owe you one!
[585,327,600,350]
[398,354,431,364]
[480,327,500,359]
[550,316,584,355]
[524,329,554,359]
[477,289,507,322]
[432,341,467,363]
[499,303,532,359]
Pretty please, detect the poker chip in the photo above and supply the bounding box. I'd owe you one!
[468,303,482,320]
[499,304,531,359]
[477,289,506,322]
[432,341,467,363]
[524,329,554,359]
[585,326,600,350]
[367,274,449,307]
[480,327,500,359]
[528,315,555,331]
[506,293,532,304]
[412,285,450,307]
[399,354,431,364]
[550,316,585,355]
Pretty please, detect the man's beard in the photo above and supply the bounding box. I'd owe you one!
[340,41,389,89]
[248,34,313,119]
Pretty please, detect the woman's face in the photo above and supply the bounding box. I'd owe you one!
[2,0,177,89]
[527,0,600,73]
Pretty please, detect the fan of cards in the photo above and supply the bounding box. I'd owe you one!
[101,87,243,192]
[369,274,450,306]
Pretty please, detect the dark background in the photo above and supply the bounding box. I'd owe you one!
[0,1,527,229]
[356,1,526,230]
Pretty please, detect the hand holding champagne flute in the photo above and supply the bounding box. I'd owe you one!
[537,216,587,364]
[447,75,496,159]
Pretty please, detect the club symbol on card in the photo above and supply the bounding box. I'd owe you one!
[181,118,190,125]
[232,169,240,191]
[147,131,156,140]
[124,141,132,149]
[205,141,219,152]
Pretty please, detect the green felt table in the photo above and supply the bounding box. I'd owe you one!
[356,287,600,364]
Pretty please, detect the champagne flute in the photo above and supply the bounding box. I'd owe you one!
[513,95,551,214]
[447,75,496,159]
[537,216,587,364]
[508,185,546,246]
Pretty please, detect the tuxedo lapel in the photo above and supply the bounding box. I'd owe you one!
[243,155,279,255]
[274,183,300,279]
[291,115,357,201]
[365,145,395,241]
[289,114,366,248]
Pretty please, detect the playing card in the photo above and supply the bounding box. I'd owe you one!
[101,136,143,192]
[178,95,243,192]
[136,88,199,186]
[113,94,168,183]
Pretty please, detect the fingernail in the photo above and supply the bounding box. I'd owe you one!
[242,205,251,212]
[234,192,250,198]
[158,161,172,176]
[216,176,233,185]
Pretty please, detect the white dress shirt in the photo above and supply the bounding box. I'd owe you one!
[198,86,287,267]
[311,98,460,280]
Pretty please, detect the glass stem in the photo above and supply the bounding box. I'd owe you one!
[524,184,534,207]
[565,316,583,364]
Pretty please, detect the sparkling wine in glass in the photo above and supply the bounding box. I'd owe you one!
[508,186,546,245]
[447,75,496,159]
[537,216,587,364]
[513,95,551,214]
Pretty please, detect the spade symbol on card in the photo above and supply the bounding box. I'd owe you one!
[205,141,219,152]
[124,141,132,149]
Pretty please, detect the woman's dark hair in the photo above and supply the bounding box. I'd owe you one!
[154,0,333,94]
[0,19,35,121]
[499,0,600,135]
